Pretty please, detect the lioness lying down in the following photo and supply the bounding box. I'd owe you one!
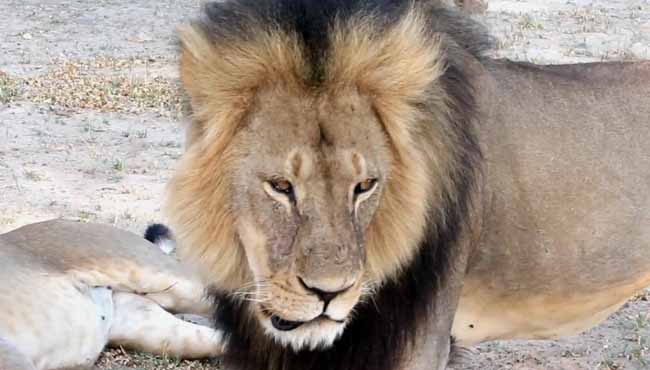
[0,220,223,370]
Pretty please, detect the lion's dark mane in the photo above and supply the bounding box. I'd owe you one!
[202,1,489,370]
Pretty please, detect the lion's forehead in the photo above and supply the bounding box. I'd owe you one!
[246,87,389,175]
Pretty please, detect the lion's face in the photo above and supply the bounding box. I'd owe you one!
[230,87,391,349]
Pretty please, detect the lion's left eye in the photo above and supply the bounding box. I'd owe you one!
[269,179,294,196]
[354,178,377,195]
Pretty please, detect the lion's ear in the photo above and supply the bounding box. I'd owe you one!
[177,24,251,145]
[177,23,307,145]
[177,24,216,111]
[326,7,447,157]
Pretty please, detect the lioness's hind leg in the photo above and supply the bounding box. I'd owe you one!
[0,338,36,370]
[108,292,225,359]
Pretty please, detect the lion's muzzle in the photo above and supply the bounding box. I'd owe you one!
[268,277,354,332]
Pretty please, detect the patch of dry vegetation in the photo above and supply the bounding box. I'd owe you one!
[0,71,22,104]
[8,56,186,117]
[634,287,650,302]
[2,57,185,116]
[95,348,221,370]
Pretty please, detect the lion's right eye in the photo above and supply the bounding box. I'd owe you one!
[354,178,377,196]
[269,179,294,197]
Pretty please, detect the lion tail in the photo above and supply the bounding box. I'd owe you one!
[144,223,176,255]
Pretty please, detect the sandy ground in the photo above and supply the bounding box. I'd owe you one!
[0,1,649,369]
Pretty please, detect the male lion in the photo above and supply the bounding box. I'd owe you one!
[164,0,650,369]
[0,220,223,370]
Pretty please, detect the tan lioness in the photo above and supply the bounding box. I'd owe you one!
[0,220,223,370]
[161,0,650,370]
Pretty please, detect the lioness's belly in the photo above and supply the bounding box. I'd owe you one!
[452,273,650,345]
[0,268,112,370]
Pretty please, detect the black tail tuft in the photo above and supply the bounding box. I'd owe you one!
[144,223,172,244]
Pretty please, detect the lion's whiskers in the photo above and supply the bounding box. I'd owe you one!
[231,278,276,303]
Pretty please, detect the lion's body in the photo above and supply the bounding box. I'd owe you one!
[165,1,650,370]
[0,220,223,370]
[454,60,650,344]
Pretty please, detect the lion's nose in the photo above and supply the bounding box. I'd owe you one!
[298,276,352,309]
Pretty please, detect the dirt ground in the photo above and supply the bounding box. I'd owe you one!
[0,1,649,369]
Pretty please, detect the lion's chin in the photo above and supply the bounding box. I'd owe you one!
[258,314,348,351]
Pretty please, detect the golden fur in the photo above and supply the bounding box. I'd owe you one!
[168,5,464,287]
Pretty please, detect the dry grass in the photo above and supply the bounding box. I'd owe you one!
[518,14,544,30]
[95,348,221,370]
[25,60,183,117]
[2,56,186,117]
[633,287,650,302]
[0,71,22,104]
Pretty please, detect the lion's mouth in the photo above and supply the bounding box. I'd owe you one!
[270,315,305,331]
[266,311,346,332]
